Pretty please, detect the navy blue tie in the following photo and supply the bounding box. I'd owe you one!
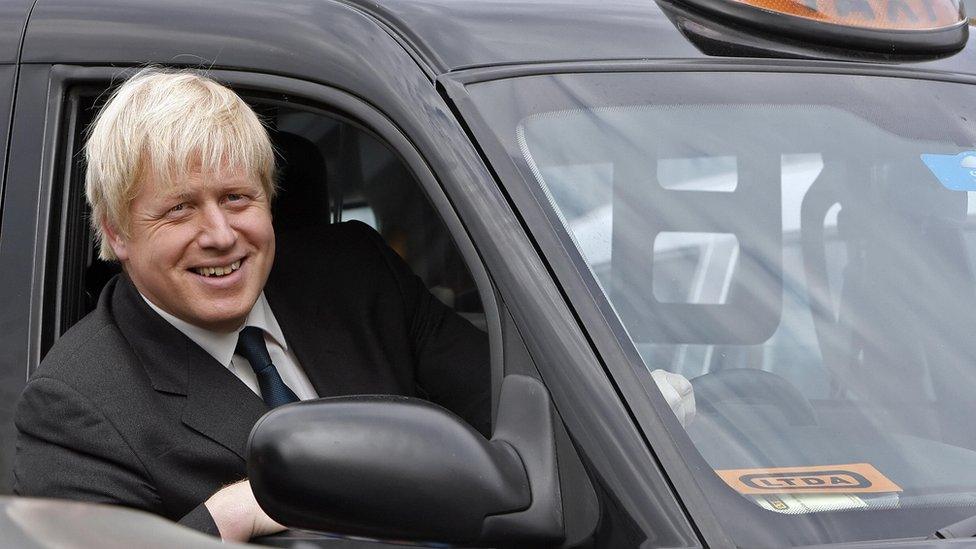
[235,326,299,408]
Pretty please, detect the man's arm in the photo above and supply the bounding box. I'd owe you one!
[364,226,492,437]
[14,376,221,534]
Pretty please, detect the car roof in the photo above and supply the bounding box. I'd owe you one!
[22,0,976,78]
[341,0,703,73]
[345,0,976,78]
[0,0,33,63]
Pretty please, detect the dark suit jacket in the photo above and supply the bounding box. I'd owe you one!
[12,221,490,534]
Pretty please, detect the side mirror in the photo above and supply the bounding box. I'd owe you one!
[247,375,564,546]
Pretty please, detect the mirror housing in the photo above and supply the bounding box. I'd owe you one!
[248,375,563,545]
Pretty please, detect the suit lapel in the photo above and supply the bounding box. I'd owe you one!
[111,275,269,461]
[181,351,269,460]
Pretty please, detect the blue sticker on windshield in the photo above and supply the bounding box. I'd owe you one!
[922,151,976,191]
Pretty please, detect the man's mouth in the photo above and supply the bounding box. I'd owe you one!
[192,259,242,277]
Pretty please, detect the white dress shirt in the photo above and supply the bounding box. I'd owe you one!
[141,292,318,401]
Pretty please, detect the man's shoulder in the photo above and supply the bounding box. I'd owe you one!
[31,284,134,389]
[271,220,389,281]
[275,220,381,257]
[267,220,408,317]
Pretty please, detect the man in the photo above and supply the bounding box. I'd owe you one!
[13,69,694,542]
[13,69,491,541]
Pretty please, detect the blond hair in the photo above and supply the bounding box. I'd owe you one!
[85,68,276,260]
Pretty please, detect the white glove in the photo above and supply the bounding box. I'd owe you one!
[651,369,696,427]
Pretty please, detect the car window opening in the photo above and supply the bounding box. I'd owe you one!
[54,89,486,346]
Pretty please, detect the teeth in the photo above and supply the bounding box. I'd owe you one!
[195,260,242,277]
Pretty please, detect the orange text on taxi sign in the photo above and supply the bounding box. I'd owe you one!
[716,463,902,495]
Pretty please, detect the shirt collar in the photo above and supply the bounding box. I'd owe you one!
[140,292,288,368]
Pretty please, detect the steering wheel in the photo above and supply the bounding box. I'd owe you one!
[691,368,818,426]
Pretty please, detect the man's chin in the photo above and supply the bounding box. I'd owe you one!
[190,312,249,333]
[178,297,255,332]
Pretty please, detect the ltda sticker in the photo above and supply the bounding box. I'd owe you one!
[716,463,902,495]
[739,470,869,490]
[921,151,976,191]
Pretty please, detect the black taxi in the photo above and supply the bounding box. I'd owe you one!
[1,0,976,547]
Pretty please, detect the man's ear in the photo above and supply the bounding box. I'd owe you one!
[102,219,129,262]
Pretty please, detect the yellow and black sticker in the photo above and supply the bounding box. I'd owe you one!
[761,495,790,511]
[716,463,902,495]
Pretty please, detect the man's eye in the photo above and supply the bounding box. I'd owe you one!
[169,203,186,213]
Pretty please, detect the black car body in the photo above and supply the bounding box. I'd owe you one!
[1,0,976,547]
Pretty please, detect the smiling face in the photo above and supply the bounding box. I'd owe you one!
[105,166,275,333]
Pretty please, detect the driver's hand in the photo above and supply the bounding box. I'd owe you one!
[204,479,286,542]
[651,369,696,427]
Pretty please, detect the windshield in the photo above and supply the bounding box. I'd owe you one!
[467,71,976,546]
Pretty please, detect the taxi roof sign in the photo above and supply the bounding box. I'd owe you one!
[674,0,968,54]
[741,0,963,31]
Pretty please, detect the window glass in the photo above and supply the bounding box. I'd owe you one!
[469,72,976,546]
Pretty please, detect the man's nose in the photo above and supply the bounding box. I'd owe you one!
[197,204,237,250]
